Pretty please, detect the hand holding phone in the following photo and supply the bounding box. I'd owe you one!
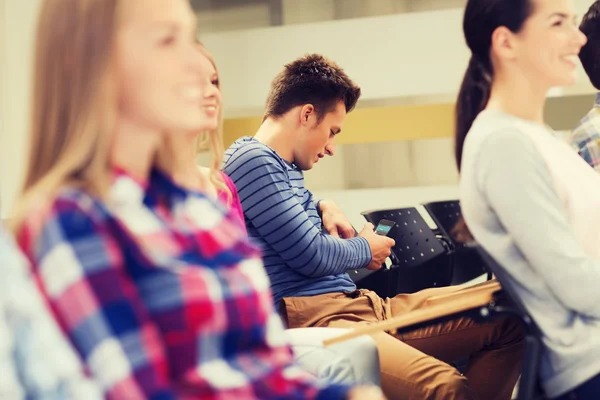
[358,222,395,270]
[374,219,395,236]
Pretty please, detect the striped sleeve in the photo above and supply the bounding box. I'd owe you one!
[223,145,371,278]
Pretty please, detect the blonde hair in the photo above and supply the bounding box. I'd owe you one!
[158,44,230,204]
[13,0,120,227]
[196,46,230,204]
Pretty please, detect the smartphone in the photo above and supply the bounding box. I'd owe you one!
[374,219,395,236]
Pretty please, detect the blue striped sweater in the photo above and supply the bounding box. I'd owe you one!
[223,137,372,305]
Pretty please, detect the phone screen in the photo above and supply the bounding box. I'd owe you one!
[374,219,395,236]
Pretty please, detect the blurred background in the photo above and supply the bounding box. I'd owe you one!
[1,0,597,227]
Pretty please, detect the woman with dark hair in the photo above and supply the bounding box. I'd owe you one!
[456,0,600,398]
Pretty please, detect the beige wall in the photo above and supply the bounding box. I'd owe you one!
[196,3,271,33]
[0,1,592,217]
[0,0,5,213]
[0,0,40,217]
[334,0,408,19]
[408,0,464,12]
[282,0,335,24]
[196,0,468,33]
[303,138,458,191]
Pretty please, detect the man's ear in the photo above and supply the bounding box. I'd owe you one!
[300,104,315,127]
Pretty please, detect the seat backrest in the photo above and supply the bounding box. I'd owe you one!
[475,245,545,400]
[423,200,490,284]
[361,207,446,268]
[422,200,462,243]
[475,246,541,334]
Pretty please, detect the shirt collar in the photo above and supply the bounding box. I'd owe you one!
[594,92,600,107]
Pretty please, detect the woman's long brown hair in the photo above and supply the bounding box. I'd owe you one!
[12,0,120,228]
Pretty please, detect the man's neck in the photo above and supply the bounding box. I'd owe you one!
[254,117,296,163]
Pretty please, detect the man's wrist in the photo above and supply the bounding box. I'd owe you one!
[318,199,335,213]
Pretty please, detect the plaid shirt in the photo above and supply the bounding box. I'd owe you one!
[570,93,600,172]
[0,225,101,400]
[17,170,348,400]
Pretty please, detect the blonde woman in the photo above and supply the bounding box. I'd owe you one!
[157,46,246,231]
[162,47,383,389]
[12,0,383,399]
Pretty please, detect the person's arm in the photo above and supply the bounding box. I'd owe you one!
[19,196,175,400]
[313,199,322,216]
[317,199,356,239]
[0,226,102,399]
[0,228,25,399]
[477,129,600,318]
[224,146,371,277]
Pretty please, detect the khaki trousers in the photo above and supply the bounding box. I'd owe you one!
[281,285,524,400]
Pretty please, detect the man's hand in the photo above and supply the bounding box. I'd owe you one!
[358,223,395,270]
[319,199,355,239]
[347,385,387,400]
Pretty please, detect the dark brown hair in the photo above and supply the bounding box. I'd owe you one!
[263,54,361,122]
[453,0,533,242]
[579,1,600,90]
[455,0,533,171]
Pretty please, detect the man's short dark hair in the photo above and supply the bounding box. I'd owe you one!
[263,54,361,122]
[580,1,600,90]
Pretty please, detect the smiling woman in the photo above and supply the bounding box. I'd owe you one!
[156,44,230,203]
[116,0,208,139]
[456,0,600,398]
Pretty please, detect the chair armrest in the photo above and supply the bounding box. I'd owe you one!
[286,327,381,386]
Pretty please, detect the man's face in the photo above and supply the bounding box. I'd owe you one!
[294,101,346,170]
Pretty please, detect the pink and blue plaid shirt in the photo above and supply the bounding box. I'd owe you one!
[17,169,348,400]
[570,93,600,173]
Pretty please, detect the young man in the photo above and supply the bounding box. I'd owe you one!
[572,1,600,172]
[223,54,523,400]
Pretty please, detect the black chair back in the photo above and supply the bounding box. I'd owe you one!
[423,200,490,283]
[361,207,445,267]
[422,200,462,240]
[475,246,545,400]
[349,207,452,296]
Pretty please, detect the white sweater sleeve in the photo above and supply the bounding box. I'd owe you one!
[477,129,600,318]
